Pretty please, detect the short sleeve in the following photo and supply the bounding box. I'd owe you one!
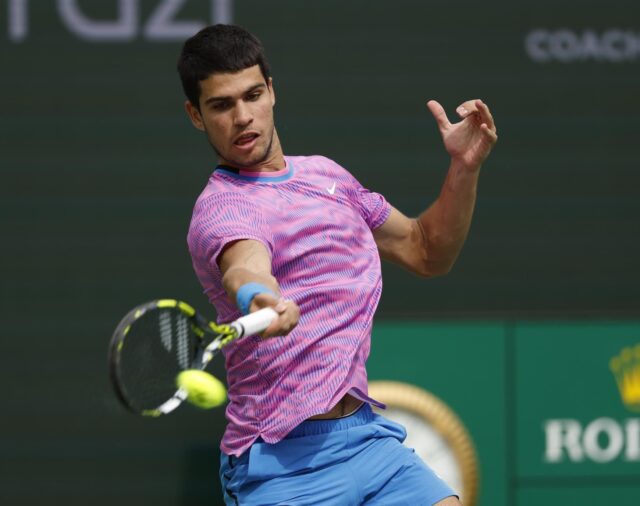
[354,186,392,230]
[325,157,391,230]
[187,191,274,272]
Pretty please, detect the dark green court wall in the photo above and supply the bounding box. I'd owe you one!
[2,1,639,504]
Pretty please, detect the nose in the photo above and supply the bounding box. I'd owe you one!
[233,101,253,127]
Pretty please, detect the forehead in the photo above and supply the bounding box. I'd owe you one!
[199,65,266,100]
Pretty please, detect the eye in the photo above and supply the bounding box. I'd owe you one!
[247,92,261,102]
[211,101,231,111]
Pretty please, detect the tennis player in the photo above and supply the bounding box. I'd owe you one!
[179,24,496,505]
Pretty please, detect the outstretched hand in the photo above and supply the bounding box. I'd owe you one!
[427,99,498,170]
[250,292,300,339]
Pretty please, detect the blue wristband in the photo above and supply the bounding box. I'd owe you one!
[236,282,276,315]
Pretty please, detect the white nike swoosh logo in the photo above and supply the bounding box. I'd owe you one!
[327,182,337,195]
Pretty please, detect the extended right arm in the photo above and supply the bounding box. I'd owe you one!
[219,239,299,338]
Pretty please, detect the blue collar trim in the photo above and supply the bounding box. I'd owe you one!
[215,159,294,183]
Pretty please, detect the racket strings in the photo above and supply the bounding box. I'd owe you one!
[159,312,173,352]
[119,308,201,411]
[175,315,191,370]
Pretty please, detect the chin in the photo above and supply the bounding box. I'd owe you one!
[232,149,271,169]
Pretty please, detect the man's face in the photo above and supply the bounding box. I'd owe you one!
[186,65,276,169]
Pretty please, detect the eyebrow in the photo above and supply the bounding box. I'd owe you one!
[204,83,267,106]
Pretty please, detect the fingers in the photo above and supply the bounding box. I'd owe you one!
[249,292,299,338]
[475,100,496,132]
[431,98,497,138]
[481,122,498,145]
[455,99,478,119]
[258,297,300,338]
[456,99,496,132]
[262,300,299,338]
[475,100,498,144]
[426,100,450,130]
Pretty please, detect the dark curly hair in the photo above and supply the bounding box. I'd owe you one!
[177,24,271,109]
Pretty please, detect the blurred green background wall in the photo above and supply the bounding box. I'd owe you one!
[2,1,639,504]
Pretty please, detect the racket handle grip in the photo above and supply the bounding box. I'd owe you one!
[232,307,278,337]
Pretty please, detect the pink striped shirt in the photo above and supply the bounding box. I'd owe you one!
[187,155,391,456]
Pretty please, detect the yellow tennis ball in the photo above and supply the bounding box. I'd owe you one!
[176,370,227,409]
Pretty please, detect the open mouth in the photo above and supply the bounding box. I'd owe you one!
[234,132,259,146]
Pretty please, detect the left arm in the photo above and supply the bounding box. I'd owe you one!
[373,99,498,277]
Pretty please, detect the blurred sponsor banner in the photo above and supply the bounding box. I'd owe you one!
[516,324,640,477]
[369,321,640,506]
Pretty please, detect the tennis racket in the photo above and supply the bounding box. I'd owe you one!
[108,299,277,417]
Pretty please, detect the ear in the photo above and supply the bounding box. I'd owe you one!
[185,100,205,131]
[267,77,276,107]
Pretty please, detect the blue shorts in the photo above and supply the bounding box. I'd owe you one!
[219,404,457,505]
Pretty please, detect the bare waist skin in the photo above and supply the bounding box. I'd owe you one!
[307,393,364,420]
